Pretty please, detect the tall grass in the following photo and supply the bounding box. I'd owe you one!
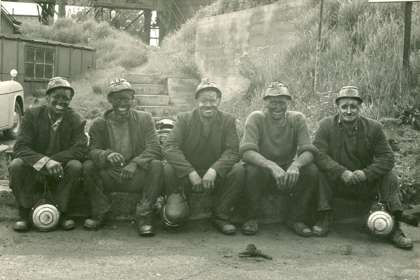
[234,0,420,124]
[22,18,149,69]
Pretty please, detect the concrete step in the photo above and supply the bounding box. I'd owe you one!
[167,77,198,108]
[132,84,167,95]
[135,105,177,118]
[135,95,170,106]
[124,73,165,85]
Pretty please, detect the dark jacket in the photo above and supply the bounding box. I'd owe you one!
[13,105,87,166]
[89,109,161,168]
[163,109,239,178]
[313,115,394,182]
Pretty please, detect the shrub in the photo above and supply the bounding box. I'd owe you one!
[21,18,149,70]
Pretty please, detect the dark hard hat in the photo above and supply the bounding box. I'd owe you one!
[263,82,291,100]
[195,79,222,99]
[46,77,74,97]
[335,86,363,104]
[161,193,190,228]
[107,78,135,97]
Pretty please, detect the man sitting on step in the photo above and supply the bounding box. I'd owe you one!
[9,77,87,232]
[83,78,163,236]
[313,86,413,250]
[237,82,319,237]
[162,80,244,235]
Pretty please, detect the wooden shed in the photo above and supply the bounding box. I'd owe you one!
[0,33,95,100]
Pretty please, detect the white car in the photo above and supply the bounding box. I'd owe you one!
[0,70,24,139]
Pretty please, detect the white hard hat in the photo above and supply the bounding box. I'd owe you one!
[31,203,61,232]
[367,210,394,236]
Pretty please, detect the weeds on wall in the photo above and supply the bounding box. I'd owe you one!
[144,0,281,79]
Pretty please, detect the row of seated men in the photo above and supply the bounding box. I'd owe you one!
[8,76,413,250]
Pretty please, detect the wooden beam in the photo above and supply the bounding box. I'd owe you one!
[2,0,163,10]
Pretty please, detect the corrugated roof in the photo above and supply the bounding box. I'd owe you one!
[0,33,95,51]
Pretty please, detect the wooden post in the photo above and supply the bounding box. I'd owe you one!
[403,1,412,73]
[58,0,66,18]
[313,0,324,94]
[0,0,2,34]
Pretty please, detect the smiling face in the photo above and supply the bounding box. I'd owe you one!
[264,96,290,120]
[46,88,73,116]
[108,90,134,117]
[337,97,361,123]
[196,89,221,119]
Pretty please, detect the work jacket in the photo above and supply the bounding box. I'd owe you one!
[163,108,239,178]
[13,105,87,166]
[88,109,161,168]
[313,114,394,183]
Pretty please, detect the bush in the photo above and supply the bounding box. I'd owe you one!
[22,18,149,70]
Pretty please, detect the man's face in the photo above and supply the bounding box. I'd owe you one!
[337,98,361,123]
[47,88,73,116]
[264,96,289,120]
[196,90,221,119]
[108,90,134,117]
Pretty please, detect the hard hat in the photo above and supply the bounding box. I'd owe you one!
[195,79,222,99]
[107,78,135,97]
[161,193,190,228]
[31,199,61,232]
[263,82,291,100]
[46,77,75,97]
[367,205,394,236]
[156,118,175,130]
[335,86,363,104]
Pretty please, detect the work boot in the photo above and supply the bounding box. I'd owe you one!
[83,213,107,231]
[212,218,236,235]
[389,224,413,250]
[312,210,332,237]
[60,214,76,231]
[241,219,258,235]
[13,220,30,232]
[136,214,155,237]
[288,221,313,237]
[136,200,155,237]
[13,207,31,232]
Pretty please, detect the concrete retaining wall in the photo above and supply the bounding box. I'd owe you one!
[195,0,309,101]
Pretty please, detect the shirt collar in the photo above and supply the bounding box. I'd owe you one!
[337,115,360,133]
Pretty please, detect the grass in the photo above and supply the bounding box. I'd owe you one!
[22,18,149,70]
[225,0,420,125]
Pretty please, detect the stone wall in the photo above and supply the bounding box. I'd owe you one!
[194,0,309,101]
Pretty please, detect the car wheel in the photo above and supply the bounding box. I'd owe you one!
[4,103,23,139]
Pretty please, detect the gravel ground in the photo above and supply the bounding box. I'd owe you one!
[0,220,419,280]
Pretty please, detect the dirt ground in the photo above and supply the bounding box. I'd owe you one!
[0,220,419,280]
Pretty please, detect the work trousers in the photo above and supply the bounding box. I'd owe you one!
[163,162,245,222]
[9,158,82,217]
[317,170,403,214]
[83,160,163,218]
[242,162,318,223]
